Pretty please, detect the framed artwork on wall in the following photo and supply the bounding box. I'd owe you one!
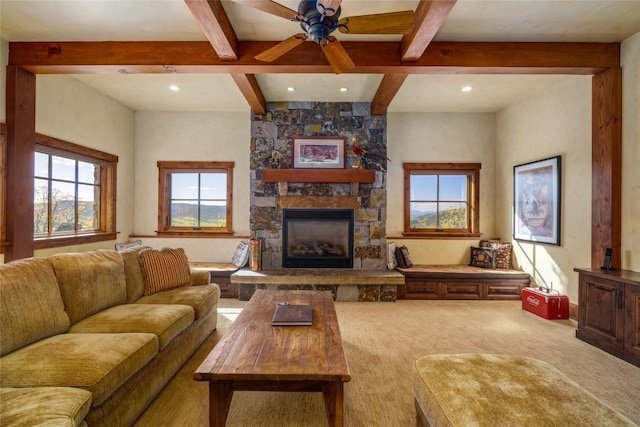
[513,155,562,246]
[292,136,346,169]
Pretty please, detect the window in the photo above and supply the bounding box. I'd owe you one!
[34,134,118,248]
[157,161,234,235]
[403,163,481,237]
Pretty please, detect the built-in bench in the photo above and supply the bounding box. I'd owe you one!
[396,264,531,300]
[190,262,239,298]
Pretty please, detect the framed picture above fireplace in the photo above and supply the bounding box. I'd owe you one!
[292,136,346,169]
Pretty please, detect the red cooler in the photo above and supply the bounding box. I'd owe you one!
[522,287,569,320]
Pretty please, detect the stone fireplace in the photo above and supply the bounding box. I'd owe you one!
[250,101,388,270]
[283,208,354,268]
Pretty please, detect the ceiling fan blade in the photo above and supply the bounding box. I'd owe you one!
[316,0,342,16]
[338,10,415,34]
[321,37,355,74]
[233,0,299,20]
[255,34,308,62]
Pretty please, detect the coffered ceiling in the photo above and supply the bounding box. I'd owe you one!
[2,0,640,112]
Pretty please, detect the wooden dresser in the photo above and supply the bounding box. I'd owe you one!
[574,268,640,367]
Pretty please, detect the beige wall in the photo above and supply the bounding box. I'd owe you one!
[33,76,136,258]
[387,112,497,264]
[132,111,250,262]
[621,31,640,272]
[495,76,592,300]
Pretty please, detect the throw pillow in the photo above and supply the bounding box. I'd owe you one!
[469,246,496,269]
[115,239,143,251]
[231,241,250,268]
[395,245,413,268]
[139,247,191,296]
[479,239,513,269]
[387,242,397,269]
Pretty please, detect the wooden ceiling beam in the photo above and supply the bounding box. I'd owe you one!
[402,0,457,61]
[184,0,238,60]
[371,74,408,115]
[230,73,266,115]
[9,41,620,75]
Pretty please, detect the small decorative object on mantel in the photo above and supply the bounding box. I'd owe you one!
[351,137,390,169]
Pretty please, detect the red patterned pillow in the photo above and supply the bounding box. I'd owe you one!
[480,239,513,269]
[139,248,191,295]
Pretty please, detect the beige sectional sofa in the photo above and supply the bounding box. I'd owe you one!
[0,247,221,427]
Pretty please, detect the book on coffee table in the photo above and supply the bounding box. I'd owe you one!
[272,303,313,326]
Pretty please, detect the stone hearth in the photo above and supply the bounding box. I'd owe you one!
[250,102,388,270]
[231,268,404,302]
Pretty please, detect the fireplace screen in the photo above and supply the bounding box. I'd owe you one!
[282,209,354,268]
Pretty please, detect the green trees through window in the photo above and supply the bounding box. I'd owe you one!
[403,163,481,237]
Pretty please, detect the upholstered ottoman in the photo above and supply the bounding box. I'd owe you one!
[412,354,635,426]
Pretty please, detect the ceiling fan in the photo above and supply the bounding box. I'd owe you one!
[234,0,415,74]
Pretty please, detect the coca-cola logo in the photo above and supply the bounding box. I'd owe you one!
[527,295,540,306]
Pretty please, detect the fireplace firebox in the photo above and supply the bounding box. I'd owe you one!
[282,209,354,268]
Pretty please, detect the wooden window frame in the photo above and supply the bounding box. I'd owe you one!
[157,161,234,236]
[403,162,481,238]
[34,134,118,249]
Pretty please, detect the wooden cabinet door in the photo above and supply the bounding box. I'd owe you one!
[624,284,640,358]
[578,274,625,348]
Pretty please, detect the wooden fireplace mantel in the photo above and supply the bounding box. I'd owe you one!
[262,169,375,184]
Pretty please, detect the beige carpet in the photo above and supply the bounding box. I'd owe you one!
[134,299,640,427]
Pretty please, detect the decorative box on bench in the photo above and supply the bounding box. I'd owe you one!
[522,287,569,319]
[396,265,531,300]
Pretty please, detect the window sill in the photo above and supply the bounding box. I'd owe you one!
[34,232,117,249]
[398,232,482,239]
[154,231,237,238]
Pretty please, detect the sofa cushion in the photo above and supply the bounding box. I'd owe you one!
[139,248,191,295]
[48,250,127,325]
[0,332,158,407]
[135,284,220,320]
[0,257,70,356]
[69,304,194,351]
[0,387,92,427]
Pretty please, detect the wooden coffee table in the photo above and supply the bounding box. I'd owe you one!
[194,289,351,426]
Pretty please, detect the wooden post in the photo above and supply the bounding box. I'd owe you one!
[5,66,36,261]
[592,67,622,269]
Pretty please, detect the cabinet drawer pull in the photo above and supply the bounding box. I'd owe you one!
[616,289,623,309]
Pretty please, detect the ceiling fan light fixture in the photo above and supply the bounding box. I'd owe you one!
[297,0,342,45]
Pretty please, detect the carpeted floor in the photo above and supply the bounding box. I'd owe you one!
[134,299,640,427]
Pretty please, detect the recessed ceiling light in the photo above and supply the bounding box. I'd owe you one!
[340,87,348,92]
[462,85,472,92]
[169,85,180,92]
[287,87,295,92]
